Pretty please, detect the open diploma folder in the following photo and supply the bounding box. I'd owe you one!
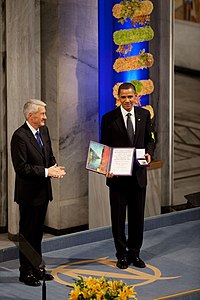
[86,141,134,176]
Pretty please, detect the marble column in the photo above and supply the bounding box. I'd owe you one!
[149,0,174,207]
[41,0,98,231]
[6,0,41,235]
[0,0,7,231]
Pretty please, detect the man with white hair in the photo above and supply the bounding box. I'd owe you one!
[11,99,66,286]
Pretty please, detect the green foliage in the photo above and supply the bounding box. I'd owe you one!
[131,80,143,93]
[113,26,154,45]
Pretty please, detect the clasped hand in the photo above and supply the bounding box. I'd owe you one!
[48,165,66,178]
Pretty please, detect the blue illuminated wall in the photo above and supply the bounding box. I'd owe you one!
[98,0,150,135]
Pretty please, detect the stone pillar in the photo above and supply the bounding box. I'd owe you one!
[41,0,98,232]
[6,0,41,235]
[150,0,174,208]
[0,0,7,231]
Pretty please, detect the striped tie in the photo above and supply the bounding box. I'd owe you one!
[35,131,43,149]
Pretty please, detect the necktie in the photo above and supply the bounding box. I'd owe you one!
[35,131,43,149]
[126,113,134,145]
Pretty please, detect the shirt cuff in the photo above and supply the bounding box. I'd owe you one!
[45,168,48,177]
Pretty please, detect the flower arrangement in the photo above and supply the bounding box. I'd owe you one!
[113,51,154,73]
[68,276,137,300]
[113,79,154,101]
[116,44,133,56]
[113,26,154,45]
[136,79,154,96]
[113,81,155,120]
[112,0,153,26]
[142,105,154,119]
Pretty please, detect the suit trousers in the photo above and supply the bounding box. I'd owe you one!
[109,182,146,258]
[19,201,48,275]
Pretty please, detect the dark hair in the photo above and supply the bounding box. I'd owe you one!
[118,82,136,95]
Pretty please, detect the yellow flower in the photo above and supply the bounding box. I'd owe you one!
[82,290,89,299]
[69,285,81,300]
[68,276,137,300]
[118,289,128,300]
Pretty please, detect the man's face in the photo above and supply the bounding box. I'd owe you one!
[119,88,137,112]
[28,106,47,129]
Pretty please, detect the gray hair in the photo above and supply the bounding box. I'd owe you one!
[23,99,46,119]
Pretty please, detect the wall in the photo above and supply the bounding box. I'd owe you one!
[0,0,7,231]
[6,0,41,234]
[150,0,174,207]
[41,0,98,231]
[175,20,200,71]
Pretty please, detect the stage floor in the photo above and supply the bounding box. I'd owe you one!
[0,209,200,300]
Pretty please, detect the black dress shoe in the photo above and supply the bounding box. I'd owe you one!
[19,273,41,286]
[128,255,146,268]
[33,269,54,281]
[116,257,128,269]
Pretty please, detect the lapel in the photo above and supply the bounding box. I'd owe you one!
[114,107,127,136]
[23,123,45,157]
[114,107,132,145]
[40,129,48,158]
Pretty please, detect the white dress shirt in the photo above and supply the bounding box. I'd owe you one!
[120,106,135,133]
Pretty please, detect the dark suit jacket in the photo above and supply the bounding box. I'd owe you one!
[100,106,155,188]
[11,122,56,206]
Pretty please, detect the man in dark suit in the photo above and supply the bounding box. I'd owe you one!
[101,82,155,269]
[11,99,66,286]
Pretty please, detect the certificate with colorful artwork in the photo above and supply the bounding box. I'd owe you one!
[86,141,134,176]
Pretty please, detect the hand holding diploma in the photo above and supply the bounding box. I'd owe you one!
[105,172,114,178]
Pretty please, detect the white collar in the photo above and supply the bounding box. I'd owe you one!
[120,105,135,118]
[26,121,39,136]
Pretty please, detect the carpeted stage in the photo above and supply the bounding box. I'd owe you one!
[0,208,200,300]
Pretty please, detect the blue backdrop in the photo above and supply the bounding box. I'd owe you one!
[98,0,150,138]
